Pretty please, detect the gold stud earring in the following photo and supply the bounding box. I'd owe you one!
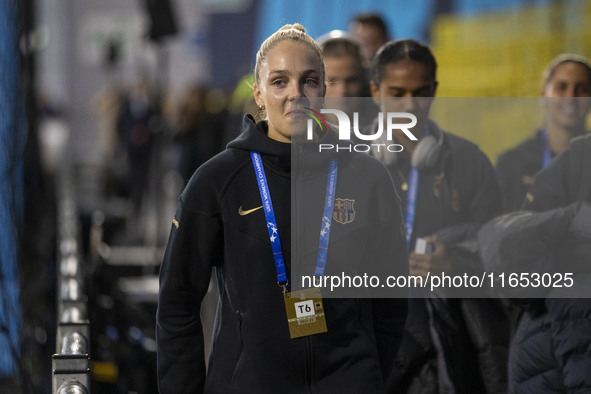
[259,104,265,110]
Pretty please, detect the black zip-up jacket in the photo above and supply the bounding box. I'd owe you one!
[372,120,507,394]
[157,115,409,393]
[496,130,547,213]
[479,134,591,393]
[518,134,591,394]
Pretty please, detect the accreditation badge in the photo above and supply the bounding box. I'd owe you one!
[284,288,327,339]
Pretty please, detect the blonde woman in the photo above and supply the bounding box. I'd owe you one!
[157,24,408,393]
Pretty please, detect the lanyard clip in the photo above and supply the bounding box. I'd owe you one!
[278,281,289,297]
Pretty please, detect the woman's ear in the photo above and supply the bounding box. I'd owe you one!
[540,85,547,97]
[253,83,263,108]
[370,81,381,106]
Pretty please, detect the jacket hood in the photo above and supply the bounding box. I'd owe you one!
[227,115,292,172]
[227,114,345,177]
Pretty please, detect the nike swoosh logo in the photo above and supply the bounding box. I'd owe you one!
[238,205,263,216]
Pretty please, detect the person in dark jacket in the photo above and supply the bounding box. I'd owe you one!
[368,39,508,393]
[479,133,591,393]
[156,23,409,394]
[172,84,225,184]
[116,74,162,215]
[496,53,591,212]
[524,135,591,393]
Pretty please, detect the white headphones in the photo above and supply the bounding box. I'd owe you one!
[411,129,444,171]
[371,119,445,170]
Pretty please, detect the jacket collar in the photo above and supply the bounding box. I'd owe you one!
[228,115,344,177]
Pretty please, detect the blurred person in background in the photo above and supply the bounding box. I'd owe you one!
[318,30,376,129]
[157,23,408,393]
[172,84,225,184]
[116,73,163,219]
[496,54,591,212]
[369,39,508,393]
[318,31,368,98]
[349,12,390,67]
[479,132,591,393]
[223,73,260,146]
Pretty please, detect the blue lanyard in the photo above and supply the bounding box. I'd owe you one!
[250,152,339,285]
[315,158,338,276]
[405,126,429,248]
[405,167,419,248]
[251,152,287,284]
[541,130,552,168]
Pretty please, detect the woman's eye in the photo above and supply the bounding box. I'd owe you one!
[577,85,591,96]
[305,78,319,85]
[272,80,285,87]
[414,89,430,97]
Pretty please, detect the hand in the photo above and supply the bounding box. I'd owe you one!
[409,235,451,278]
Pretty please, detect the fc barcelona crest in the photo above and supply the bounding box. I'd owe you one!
[333,198,356,224]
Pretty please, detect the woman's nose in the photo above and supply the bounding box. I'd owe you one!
[288,82,305,100]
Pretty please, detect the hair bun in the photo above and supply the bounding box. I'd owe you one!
[279,23,306,33]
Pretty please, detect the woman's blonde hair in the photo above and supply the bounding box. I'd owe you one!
[254,23,324,84]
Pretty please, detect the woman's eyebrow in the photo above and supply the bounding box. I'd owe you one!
[269,69,289,76]
[301,69,320,75]
[269,69,319,76]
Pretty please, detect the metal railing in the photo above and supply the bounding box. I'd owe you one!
[52,164,90,393]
